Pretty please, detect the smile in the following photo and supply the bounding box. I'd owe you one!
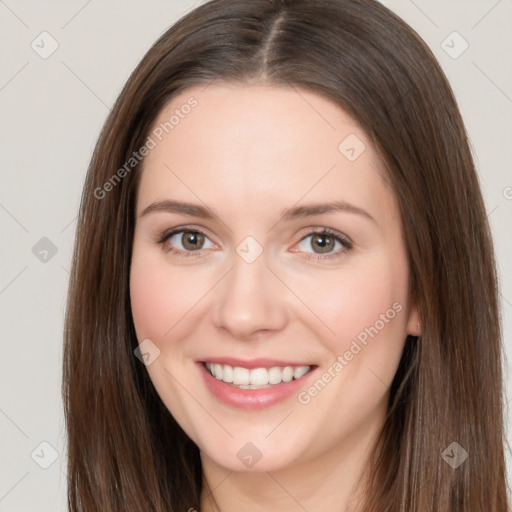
[204,362,312,389]
[197,360,318,410]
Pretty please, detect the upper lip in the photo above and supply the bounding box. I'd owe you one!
[199,357,315,369]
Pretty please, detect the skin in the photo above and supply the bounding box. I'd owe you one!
[130,83,420,512]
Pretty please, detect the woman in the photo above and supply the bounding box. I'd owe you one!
[62,0,509,510]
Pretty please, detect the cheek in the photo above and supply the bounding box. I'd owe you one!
[329,255,410,392]
[130,258,170,341]
[289,258,409,438]
[129,250,206,343]
[290,255,409,354]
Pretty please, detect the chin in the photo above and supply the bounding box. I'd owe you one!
[203,444,301,473]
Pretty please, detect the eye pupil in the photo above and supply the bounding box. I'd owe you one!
[312,234,334,253]
[182,231,204,250]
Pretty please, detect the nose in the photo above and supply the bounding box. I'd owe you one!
[212,252,289,340]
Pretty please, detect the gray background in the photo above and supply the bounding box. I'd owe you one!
[0,1,510,510]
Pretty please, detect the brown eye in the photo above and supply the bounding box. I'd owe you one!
[310,233,335,253]
[162,229,215,254]
[180,231,205,251]
[294,229,352,260]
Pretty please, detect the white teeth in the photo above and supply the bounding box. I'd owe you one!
[294,366,310,379]
[282,366,294,382]
[249,368,269,386]
[222,364,233,383]
[214,363,223,380]
[205,362,311,387]
[233,366,250,385]
[268,367,282,384]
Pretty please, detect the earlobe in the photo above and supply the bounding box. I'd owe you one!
[406,304,421,337]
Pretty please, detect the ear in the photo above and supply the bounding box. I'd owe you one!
[405,302,421,337]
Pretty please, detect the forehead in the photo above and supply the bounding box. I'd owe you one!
[136,84,395,224]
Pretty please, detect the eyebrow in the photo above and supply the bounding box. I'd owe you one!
[139,200,219,220]
[280,201,376,224]
[139,199,377,225]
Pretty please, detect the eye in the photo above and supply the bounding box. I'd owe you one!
[293,229,352,260]
[159,228,216,256]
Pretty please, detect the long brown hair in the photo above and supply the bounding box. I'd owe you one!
[62,0,509,510]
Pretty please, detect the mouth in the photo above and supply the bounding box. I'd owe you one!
[196,359,318,410]
[202,361,314,389]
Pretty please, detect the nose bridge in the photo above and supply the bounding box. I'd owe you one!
[212,245,287,338]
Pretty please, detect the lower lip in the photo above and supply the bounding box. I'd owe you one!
[196,362,317,411]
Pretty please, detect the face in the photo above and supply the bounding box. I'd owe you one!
[130,84,419,473]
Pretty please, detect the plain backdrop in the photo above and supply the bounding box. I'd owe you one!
[0,1,511,510]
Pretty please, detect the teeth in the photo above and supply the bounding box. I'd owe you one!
[222,364,233,383]
[233,367,250,385]
[294,366,309,379]
[282,366,294,382]
[213,363,223,380]
[205,362,311,387]
[268,367,282,384]
[250,368,269,386]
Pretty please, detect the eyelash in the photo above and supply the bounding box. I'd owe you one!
[156,226,353,261]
